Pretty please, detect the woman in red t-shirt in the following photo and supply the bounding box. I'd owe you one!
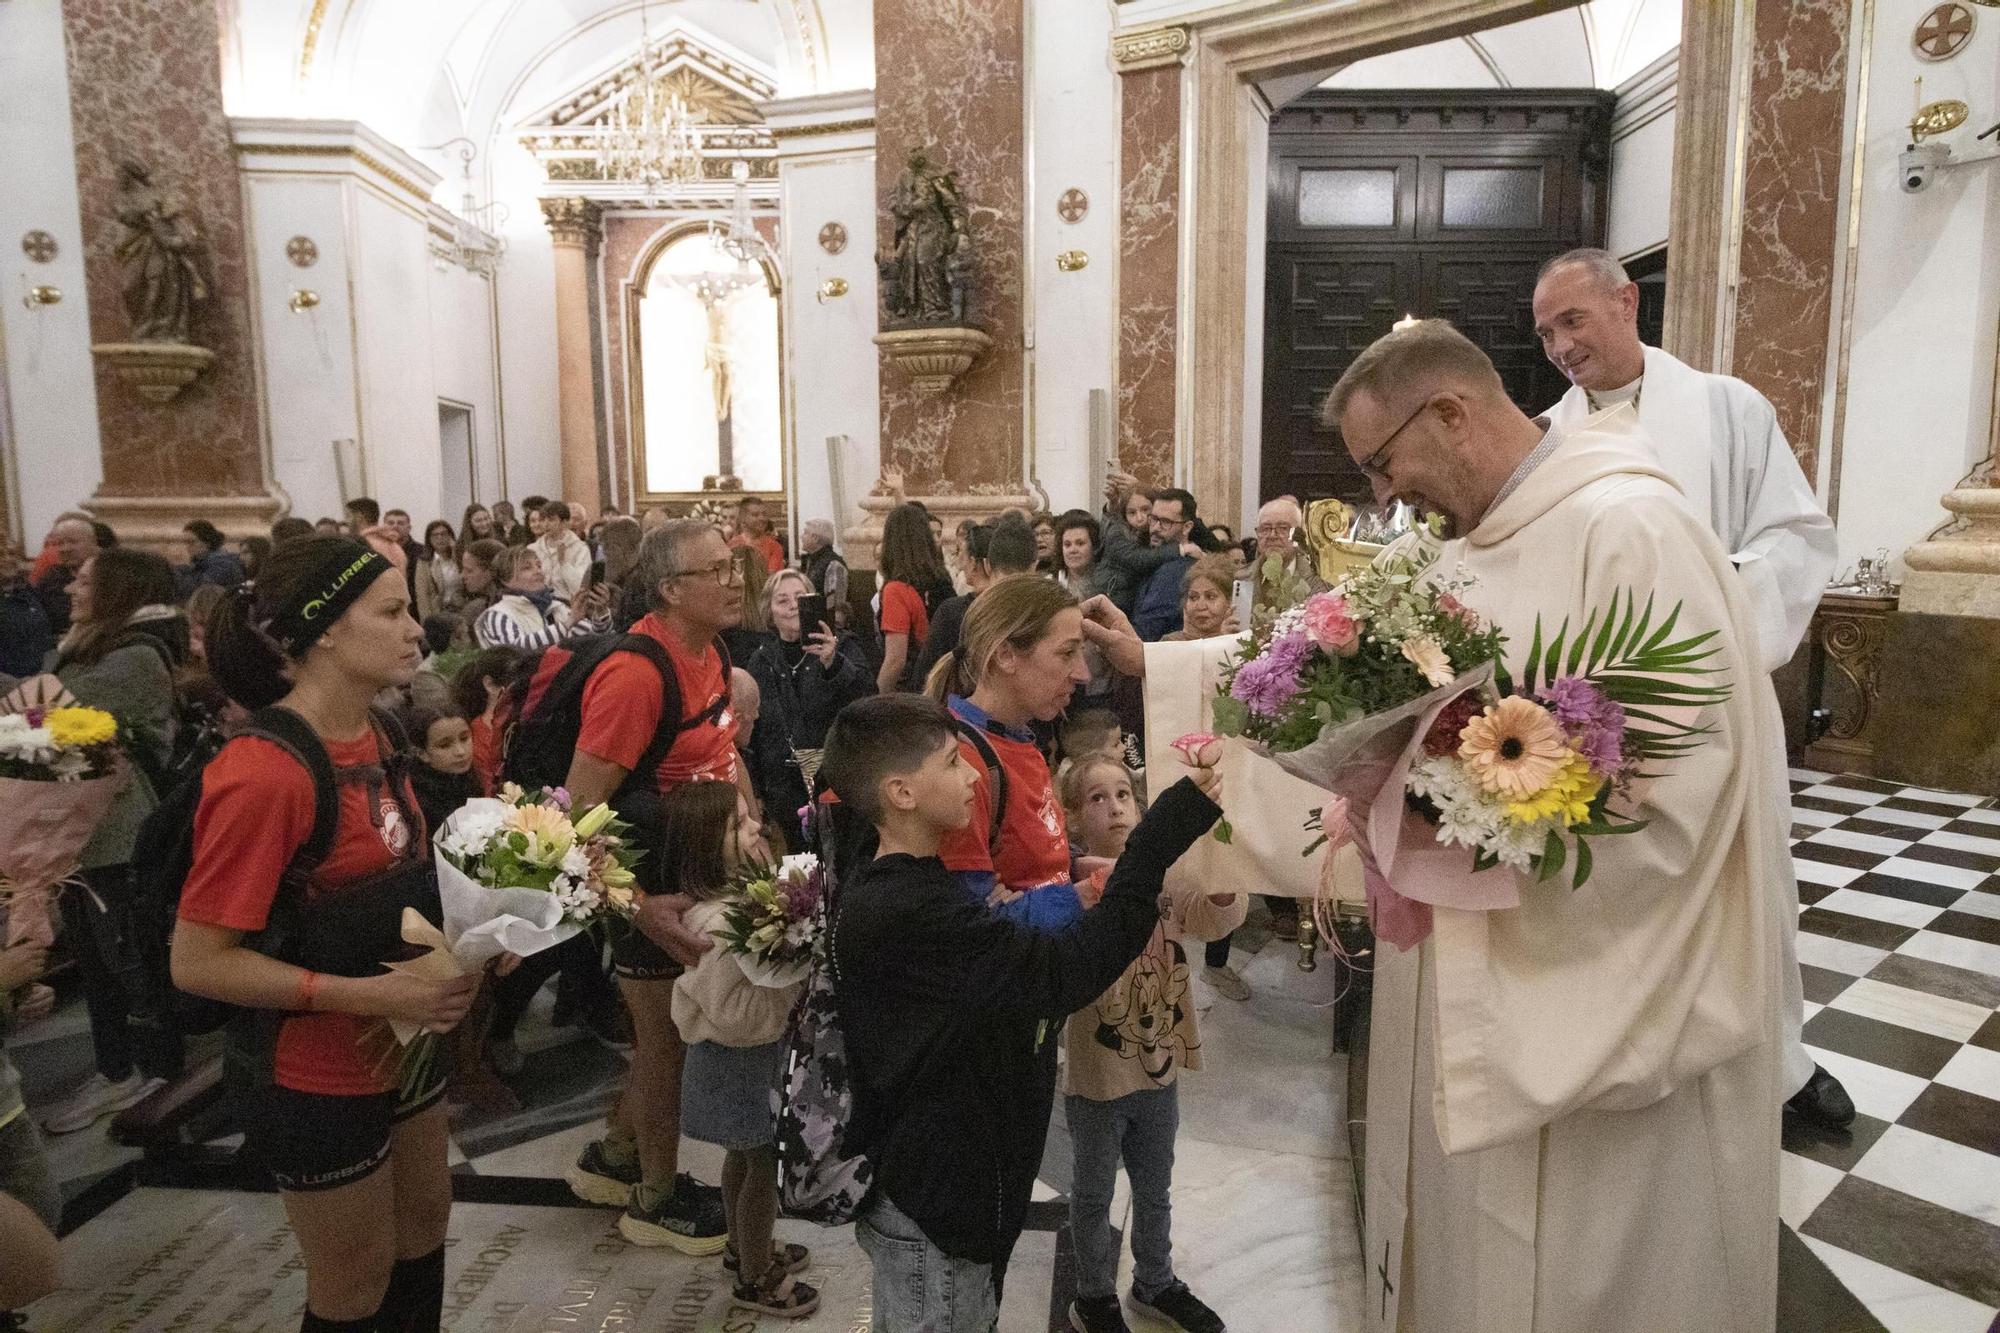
[171,537,478,1333]
[874,502,953,694]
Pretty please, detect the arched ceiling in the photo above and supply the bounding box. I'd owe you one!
[222,0,872,167]
[1319,0,1681,93]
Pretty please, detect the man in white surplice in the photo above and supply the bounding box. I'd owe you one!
[1533,248,1852,1131]
[1326,322,1786,1333]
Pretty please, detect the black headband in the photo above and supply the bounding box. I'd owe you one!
[262,548,391,656]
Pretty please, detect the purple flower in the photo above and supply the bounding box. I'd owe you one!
[546,786,573,812]
[1231,655,1303,718]
[1537,676,1626,776]
[1266,631,1314,674]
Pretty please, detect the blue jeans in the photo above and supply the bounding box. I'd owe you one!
[1066,1084,1179,1301]
[855,1194,998,1333]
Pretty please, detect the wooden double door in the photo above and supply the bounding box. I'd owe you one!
[1261,90,1614,506]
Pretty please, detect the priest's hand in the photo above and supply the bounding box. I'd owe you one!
[1080,595,1146,677]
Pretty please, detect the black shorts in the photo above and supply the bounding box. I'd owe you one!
[241,1080,446,1193]
[611,926,685,983]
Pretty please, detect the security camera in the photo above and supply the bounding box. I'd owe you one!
[1900,143,1946,193]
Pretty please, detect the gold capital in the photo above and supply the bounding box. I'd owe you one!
[539,196,604,246]
[1112,25,1190,70]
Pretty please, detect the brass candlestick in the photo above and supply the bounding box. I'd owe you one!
[1297,913,1319,972]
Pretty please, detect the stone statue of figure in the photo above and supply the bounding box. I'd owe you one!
[112,161,209,346]
[881,147,970,327]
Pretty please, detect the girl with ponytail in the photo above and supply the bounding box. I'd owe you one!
[173,535,478,1333]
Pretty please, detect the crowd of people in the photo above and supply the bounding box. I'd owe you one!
[0,467,1290,1333]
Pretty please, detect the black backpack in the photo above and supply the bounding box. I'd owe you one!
[131,706,405,1037]
[500,630,733,833]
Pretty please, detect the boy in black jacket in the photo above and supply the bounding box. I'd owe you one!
[825,694,1221,1332]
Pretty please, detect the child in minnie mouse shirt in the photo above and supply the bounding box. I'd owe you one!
[1058,755,1245,1333]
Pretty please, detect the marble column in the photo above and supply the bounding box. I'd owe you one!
[871,0,1031,525]
[1114,32,1187,493]
[542,197,606,512]
[61,0,285,544]
[1728,0,1851,478]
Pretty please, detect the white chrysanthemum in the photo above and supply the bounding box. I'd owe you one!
[779,852,820,882]
[783,917,817,949]
[446,807,507,853]
[561,845,591,879]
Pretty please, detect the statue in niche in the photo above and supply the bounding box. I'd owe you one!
[111,161,210,346]
[880,147,971,328]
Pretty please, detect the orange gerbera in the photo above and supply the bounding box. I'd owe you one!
[1458,697,1569,800]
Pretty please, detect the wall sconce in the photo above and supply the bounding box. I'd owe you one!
[21,283,61,309]
[288,289,321,314]
[1056,250,1089,272]
[816,277,850,304]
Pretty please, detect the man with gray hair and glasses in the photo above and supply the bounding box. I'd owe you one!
[1533,247,1850,1132]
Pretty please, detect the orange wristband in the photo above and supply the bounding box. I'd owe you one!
[295,970,321,1013]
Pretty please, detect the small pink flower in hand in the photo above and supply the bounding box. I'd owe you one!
[1172,732,1224,769]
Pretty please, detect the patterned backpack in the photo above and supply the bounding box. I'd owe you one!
[772,795,876,1224]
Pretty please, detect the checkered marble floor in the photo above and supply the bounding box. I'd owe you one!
[1781,769,2000,1333]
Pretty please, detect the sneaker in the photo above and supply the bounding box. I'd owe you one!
[1201,964,1250,1002]
[487,1036,525,1076]
[731,1270,821,1319]
[725,1241,812,1277]
[1069,1296,1131,1333]
[42,1072,160,1136]
[565,1137,641,1206]
[617,1176,728,1255]
[1131,1281,1225,1333]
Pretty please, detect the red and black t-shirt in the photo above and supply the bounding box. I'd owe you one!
[938,724,1072,892]
[575,612,739,792]
[178,728,424,1096]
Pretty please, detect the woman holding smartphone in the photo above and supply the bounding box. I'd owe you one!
[743,570,875,850]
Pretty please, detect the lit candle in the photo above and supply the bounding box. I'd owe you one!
[1392,313,1420,331]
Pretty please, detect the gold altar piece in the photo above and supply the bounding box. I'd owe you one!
[1911,98,1970,141]
[1301,498,1382,585]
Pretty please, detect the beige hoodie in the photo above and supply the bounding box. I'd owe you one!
[670,898,800,1048]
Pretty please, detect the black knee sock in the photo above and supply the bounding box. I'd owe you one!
[381,1246,446,1333]
[300,1310,379,1333]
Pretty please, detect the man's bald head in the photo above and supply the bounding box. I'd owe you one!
[1531,248,1645,392]
[50,517,99,568]
[1322,320,1505,435]
[730,666,761,734]
[1255,497,1304,557]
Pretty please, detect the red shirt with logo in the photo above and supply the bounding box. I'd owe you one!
[574,612,739,791]
[938,727,1072,891]
[178,729,423,1096]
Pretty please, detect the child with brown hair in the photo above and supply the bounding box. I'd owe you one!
[665,780,820,1319]
[1059,755,1246,1333]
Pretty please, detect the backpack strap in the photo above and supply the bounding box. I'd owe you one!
[240,706,341,883]
[611,633,736,800]
[951,718,1008,849]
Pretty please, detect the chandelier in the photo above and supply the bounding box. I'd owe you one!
[423,137,508,275]
[597,3,703,198]
[665,160,774,307]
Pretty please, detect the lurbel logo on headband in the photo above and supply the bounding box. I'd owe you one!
[300,554,380,621]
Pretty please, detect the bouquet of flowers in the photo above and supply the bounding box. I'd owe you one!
[0,677,126,953]
[1208,542,1730,946]
[716,852,825,988]
[379,784,640,1094]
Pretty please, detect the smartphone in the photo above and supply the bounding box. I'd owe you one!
[796,592,830,637]
[1231,576,1255,631]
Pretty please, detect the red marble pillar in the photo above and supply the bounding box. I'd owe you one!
[1116,61,1183,489]
[873,0,1026,495]
[1730,0,1851,477]
[61,0,282,542]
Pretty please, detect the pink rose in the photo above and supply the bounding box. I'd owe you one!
[1302,593,1361,656]
[1437,593,1480,631]
[1172,732,1224,768]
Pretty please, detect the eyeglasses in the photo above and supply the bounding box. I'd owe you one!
[670,560,742,586]
[1357,396,1434,481]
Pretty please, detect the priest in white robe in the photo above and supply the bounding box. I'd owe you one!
[1533,248,1850,1129]
[1324,321,1787,1333]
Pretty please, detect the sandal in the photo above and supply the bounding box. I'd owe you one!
[731,1269,820,1319]
[724,1241,811,1277]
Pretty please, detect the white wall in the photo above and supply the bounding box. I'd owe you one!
[1606,50,1676,258]
[426,234,505,506]
[1027,0,1120,516]
[765,94,880,549]
[354,189,446,524]
[1834,12,2000,572]
[0,0,104,544]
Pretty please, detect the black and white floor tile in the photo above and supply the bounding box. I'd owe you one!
[1782,769,2000,1333]
[11,771,2000,1330]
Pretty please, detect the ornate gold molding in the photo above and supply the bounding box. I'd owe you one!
[299,0,330,82]
[233,142,435,202]
[540,196,605,247]
[1112,25,1190,69]
[769,117,878,140]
